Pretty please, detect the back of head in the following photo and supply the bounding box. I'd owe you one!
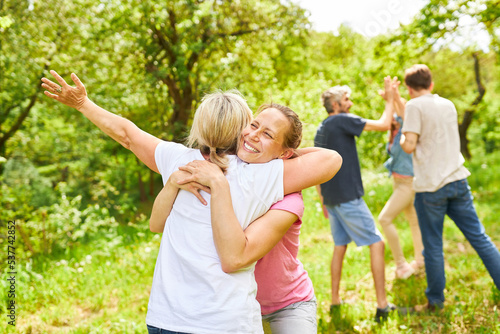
[405,64,432,91]
[187,90,253,172]
[257,103,302,157]
[321,85,351,114]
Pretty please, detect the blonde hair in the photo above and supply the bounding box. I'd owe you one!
[186,90,253,172]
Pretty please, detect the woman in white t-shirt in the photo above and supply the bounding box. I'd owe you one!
[41,71,341,334]
[151,104,321,334]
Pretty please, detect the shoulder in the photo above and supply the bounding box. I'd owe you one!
[270,192,304,218]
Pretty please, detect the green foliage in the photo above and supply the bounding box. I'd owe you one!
[2,152,498,333]
[0,1,500,331]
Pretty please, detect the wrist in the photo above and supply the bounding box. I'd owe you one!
[77,97,92,113]
[210,175,229,192]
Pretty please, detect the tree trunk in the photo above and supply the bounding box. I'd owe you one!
[137,158,147,202]
[459,52,485,160]
[149,169,156,197]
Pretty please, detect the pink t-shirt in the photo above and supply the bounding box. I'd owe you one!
[254,192,315,315]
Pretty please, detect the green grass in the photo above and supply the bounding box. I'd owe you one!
[1,152,500,333]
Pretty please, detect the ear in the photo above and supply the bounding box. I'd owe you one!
[429,82,434,92]
[331,101,339,113]
[279,148,294,160]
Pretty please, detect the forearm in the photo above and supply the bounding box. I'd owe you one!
[78,99,137,149]
[379,100,394,129]
[209,177,251,272]
[394,97,406,119]
[295,147,322,155]
[363,101,393,131]
[400,132,417,154]
[79,99,161,172]
[283,148,342,194]
[150,181,179,233]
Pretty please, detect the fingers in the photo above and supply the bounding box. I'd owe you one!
[71,73,85,89]
[176,175,195,185]
[50,70,69,87]
[43,90,60,100]
[41,78,63,93]
[178,165,194,174]
[189,187,207,205]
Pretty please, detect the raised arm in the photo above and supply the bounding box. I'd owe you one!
[392,79,407,119]
[178,160,298,273]
[282,147,342,194]
[42,70,161,172]
[364,75,394,132]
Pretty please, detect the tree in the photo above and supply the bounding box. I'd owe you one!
[105,0,309,141]
[375,0,500,158]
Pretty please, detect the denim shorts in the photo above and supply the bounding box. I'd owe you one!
[326,198,383,246]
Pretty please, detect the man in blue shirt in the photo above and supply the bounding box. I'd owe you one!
[315,77,396,322]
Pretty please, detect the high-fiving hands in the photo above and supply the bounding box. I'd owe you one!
[41,70,88,111]
[379,76,399,101]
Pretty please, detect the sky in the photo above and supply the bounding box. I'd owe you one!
[294,0,428,37]
[294,0,490,50]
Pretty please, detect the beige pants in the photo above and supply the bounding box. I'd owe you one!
[378,177,424,266]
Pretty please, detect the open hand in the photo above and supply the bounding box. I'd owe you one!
[41,70,88,111]
[379,76,399,101]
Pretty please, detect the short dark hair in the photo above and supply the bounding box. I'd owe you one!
[404,64,432,91]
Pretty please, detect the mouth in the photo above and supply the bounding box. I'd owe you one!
[243,141,259,153]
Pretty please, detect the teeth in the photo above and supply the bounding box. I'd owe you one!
[244,142,258,153]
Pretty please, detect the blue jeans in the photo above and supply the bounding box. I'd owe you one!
[147,325,190,334]
[414,179,500,306]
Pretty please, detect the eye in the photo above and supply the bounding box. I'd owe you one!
[250,123,258,129]
[265,132,273,139]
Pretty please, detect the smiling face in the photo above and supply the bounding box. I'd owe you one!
[237,108,292,164]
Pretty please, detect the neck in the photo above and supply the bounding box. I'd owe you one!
[411,89,432,99]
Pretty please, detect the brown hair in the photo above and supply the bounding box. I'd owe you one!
[256,103,302,156]
[187,90,253,172]
[404,64,432,91]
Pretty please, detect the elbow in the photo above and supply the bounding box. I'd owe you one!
[220,258,246,273]
[324,151,343,182]
[149,223,163,233]
[119,131,132,150]
[402,146,414,154]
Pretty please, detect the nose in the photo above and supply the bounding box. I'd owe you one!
[247,128,260,142]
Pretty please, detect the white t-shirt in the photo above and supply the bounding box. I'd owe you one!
[146,141,284,334]
[402,94,470,192]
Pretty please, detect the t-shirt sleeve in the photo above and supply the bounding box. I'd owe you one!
[343,115,366,137]
[401,103,421,135]
[269,192,304,220]
[154,141,190,184]
[249,159,284,205]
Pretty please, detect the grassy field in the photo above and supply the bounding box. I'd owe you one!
[1,153,500,333]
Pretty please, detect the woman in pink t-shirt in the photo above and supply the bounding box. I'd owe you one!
[151,104,320,333]
[255,192,316,333]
